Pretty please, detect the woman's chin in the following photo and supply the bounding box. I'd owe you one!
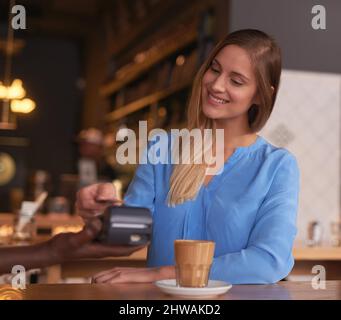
[202,105,223,119]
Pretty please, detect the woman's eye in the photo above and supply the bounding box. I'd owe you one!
[210,65,220,73]
[231,79,243,86]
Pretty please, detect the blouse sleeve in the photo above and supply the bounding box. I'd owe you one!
[209,153,300,284]
[123,142,156,215]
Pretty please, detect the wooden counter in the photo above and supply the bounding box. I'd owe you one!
[1,281,340,300]
[45,247,148,283]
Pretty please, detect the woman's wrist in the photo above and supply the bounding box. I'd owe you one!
[155,265,176,281]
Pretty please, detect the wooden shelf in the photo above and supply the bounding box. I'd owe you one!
[100,29,197,97]
[293,246,341,261]
[108,0,216,56]
[109,1,185,56]
[105,80,192,122]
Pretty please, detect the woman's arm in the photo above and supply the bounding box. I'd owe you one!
[76,138,157,219]
[123,155,156,213]
[92,265,175,284]
[209,153,300,284]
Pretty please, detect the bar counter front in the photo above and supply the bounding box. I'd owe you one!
[0,281,340,300]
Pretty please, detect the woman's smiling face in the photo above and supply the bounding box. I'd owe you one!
[201,44,260,123]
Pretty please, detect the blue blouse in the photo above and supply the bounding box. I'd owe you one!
[123,132,300,284]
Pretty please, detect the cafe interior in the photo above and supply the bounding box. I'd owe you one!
[0,0,341,300]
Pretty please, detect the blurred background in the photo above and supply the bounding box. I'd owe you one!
[0,0,340,283]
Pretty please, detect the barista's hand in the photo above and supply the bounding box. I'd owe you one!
[92,266,175,284]
[76,183,123,219]
[50,218,143,262]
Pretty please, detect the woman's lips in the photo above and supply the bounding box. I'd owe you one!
[207,92,229,106]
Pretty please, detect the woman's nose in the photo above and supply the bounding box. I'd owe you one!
[211,74,227,93]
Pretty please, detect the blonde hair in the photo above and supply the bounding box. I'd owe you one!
[167,29,282,207]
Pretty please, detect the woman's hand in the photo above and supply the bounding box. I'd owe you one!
[49,218,145,262]
[92,266,176,284]
[76,182,123,219]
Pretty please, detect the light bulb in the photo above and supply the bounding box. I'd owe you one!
[0,82,8,99]
[7,79,26,99]
[10,98,36,114]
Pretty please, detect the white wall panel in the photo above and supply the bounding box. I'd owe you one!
[261,70,340,245]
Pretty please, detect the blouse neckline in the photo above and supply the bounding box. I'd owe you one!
[202,135,266,190]
[227,135,265,163]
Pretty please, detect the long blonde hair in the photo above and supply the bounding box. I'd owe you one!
[167,29,282,206]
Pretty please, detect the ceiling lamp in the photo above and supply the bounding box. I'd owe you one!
[0,0,35,130]
[10,98,36,114]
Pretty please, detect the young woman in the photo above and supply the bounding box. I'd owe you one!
[77,29,300,285]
